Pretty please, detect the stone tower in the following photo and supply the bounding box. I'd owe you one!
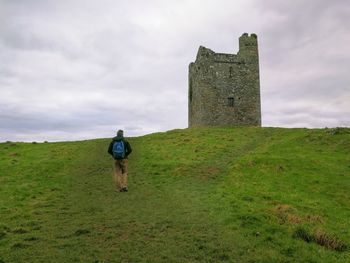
[188,33,261,127]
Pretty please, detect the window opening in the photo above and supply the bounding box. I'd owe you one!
[189,80,193,102]
[228,97,234,107]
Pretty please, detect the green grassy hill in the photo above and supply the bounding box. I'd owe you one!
[1,127,349,262]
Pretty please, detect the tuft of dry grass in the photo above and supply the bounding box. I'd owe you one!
[306,215,324,224]
[274,204,301,224]
[314,229,347,252]
[275,204,292,212]
[293,227,347,252]
[273,204,324,225]
[293,227,313,243]
[287,214,303,224]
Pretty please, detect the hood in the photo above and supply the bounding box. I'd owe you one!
[112,136,124,142]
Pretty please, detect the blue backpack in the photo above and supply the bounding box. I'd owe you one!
[112,140,125,159]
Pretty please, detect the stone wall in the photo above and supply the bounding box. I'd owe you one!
[188,33,261,127]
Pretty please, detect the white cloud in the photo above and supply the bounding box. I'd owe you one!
[0,0,349,141]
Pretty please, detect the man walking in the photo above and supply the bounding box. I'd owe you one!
[108,130,132,192]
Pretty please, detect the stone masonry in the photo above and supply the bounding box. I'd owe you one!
[188,33,261,127]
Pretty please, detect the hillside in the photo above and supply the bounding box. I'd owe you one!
[0,127,349,262]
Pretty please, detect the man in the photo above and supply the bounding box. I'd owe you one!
[108,130,132,192]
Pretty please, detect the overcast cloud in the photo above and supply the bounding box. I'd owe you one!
[0,0,349,142]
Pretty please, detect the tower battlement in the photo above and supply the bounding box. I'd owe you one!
[188,33,261,127]
[239,33,258,47]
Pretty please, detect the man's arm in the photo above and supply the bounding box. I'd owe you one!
[125,141,132,157]
[107,141,113,156]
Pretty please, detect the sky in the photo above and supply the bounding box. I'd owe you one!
[0,0,349,142]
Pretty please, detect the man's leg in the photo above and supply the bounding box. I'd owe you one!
[121,159,128,191]
[114,160,122,191]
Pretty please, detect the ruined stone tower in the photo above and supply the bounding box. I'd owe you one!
[188,33,261,127]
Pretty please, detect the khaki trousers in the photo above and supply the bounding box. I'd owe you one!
[114,159,128,190]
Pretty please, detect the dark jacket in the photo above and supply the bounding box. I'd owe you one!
[108,136,132,160]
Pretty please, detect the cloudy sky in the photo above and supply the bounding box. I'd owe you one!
[0,0,349,142]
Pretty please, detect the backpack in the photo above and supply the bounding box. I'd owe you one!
[112,140,125,159]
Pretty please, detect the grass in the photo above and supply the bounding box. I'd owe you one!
[0,127,349,262]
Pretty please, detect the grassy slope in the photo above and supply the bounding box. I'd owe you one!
[0,127,349,262]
